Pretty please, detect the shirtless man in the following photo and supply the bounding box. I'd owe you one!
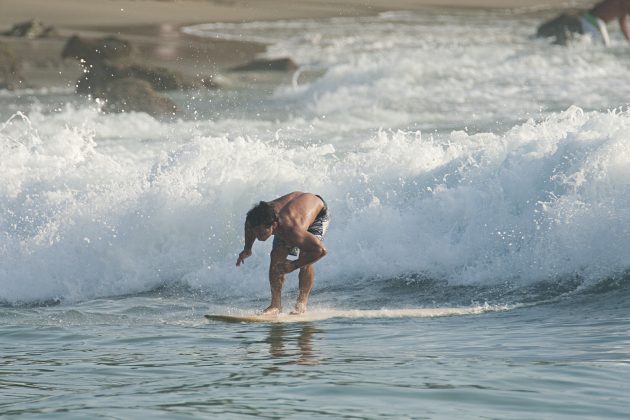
[236,192,330,315]
[537,0,630,46]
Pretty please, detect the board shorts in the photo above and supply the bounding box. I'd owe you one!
[272,194,330,257]
[580,12,610,46]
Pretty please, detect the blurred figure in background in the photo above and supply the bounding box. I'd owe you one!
[536,0,630,46]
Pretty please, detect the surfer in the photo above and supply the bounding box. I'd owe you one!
[236,192,330,315]
[536,0,630,46]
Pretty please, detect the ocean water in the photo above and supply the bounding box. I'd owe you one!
[3,6,630,418]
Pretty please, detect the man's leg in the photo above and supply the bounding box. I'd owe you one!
[292,264,314,314]
[263,247,289,314]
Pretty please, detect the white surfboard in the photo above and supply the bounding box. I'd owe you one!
[205,305,504,324]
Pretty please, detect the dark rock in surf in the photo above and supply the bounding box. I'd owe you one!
[200,76,218,89]
[230,57,298,72]
[62,35,208,93]
[73,60,194,94]
[536,11,584,45]
[3,20,57,39]
[72,61,113,94]
[61,35,133,63]
[0,41,25,90]
[118,63,193,91]
[100,77,177,117]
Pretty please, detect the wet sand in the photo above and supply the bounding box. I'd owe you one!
[0,0,587,89]
[0,0,583,28]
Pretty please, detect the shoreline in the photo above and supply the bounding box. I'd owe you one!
[0,0,589,90]
[0,0,585,29]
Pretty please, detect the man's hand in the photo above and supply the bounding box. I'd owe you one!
[236,249,252,266]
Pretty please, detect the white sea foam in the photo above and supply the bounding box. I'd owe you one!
[184,9,630,138]
[3,9,630,303]
[2,106,630,303]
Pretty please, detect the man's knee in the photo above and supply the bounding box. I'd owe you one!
[319,246,327,258]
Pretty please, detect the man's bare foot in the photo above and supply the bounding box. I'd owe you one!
[261,306,281,315]
[290,302,306,315]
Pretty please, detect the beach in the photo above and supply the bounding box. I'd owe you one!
[1,0,588,88]
[1,0,585,27]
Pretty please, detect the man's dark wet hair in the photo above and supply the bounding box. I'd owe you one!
[246,201,278,228]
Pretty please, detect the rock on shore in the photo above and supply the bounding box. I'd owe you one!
[0,41,24,90]
[61,34,204,117]
[2,20,57,39]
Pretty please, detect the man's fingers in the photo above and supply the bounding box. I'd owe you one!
[236,251,251,266]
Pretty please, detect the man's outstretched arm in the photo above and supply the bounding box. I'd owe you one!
[236,221,256,266]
